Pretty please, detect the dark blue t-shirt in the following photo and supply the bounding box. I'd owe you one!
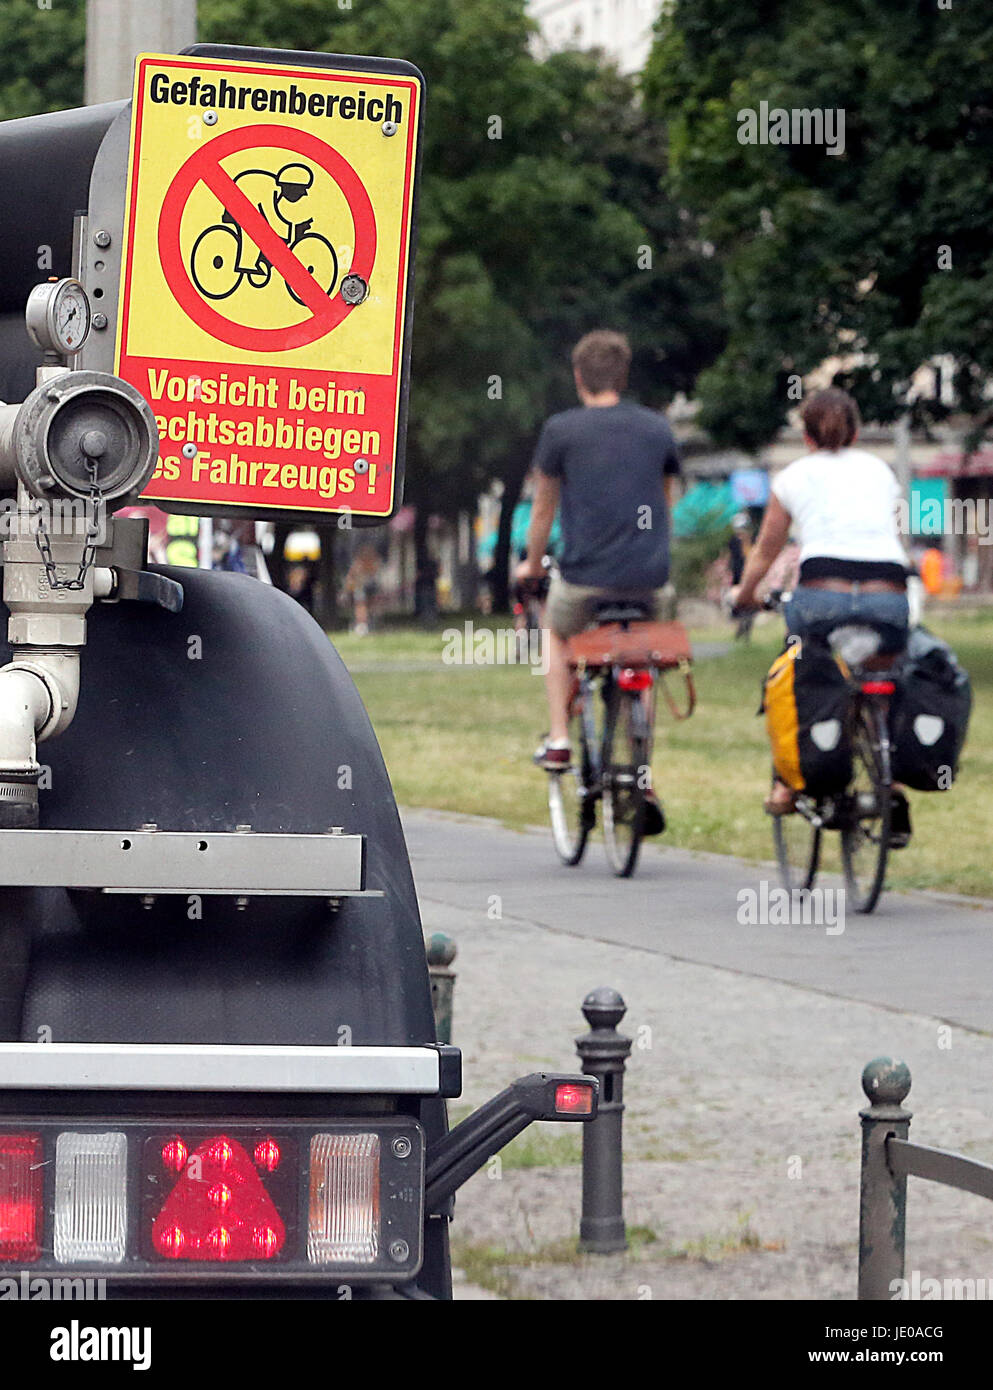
[533,401,680,589]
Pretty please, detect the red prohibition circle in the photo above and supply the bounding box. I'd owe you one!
[158,124,377,352]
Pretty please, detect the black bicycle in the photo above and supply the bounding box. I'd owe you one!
[545,600,694,878]
[757,593,903,914]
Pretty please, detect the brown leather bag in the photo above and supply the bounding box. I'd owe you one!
[566,620,696,720]
[566,620,692,671]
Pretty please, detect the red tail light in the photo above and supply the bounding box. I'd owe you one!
[554,1082,595,1115]
[254,1138,281,1173]
[861,680,895,695]
[151,1135,286,1262]
[161,1137,187,1173]
[618,667,653,692]
[0,1134,44,1262]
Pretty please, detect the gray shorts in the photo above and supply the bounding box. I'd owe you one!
[545,575,675,639]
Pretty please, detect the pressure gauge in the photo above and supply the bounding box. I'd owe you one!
[25,278,92,357]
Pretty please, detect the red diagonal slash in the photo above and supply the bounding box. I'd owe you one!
[199,162,335,324]
[157,125,377,353]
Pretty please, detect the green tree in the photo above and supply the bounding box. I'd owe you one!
[0,0,85,120]
[200,0,725,602]
[0,0,726,609]
[643,0,993,451]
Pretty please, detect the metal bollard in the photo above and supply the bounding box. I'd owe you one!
[576,986,632,1253]
[858,1056,912,1300]
[426,932,457,1045]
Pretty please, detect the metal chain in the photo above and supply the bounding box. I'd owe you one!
[31,454,103,592]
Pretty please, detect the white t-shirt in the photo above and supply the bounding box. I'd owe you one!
[771,448,908,567]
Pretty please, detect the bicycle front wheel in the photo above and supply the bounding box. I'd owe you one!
[841,704,891,914]
[547,703,593,867]
[772,791,821,891]
[602,686,650,878]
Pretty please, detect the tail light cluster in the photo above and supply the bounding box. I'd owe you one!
[0,1121,421,1282]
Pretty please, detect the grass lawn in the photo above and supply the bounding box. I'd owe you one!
[332,608,993,898]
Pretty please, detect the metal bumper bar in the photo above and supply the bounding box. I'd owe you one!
[0,1042,462,1096]
[0,827,367,895]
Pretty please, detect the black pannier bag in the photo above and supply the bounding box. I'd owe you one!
[889,628,972,791]
[764,638,853,796]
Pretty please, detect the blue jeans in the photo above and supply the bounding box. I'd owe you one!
[783,585,909,655]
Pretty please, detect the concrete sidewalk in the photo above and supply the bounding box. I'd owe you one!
[403,813,993,1301]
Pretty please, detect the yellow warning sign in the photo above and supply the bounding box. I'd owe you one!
[115,51,422,518]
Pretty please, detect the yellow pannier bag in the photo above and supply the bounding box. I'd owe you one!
[763,642,852,795]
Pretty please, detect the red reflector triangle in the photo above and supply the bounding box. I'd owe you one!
[153,1135,285,1261]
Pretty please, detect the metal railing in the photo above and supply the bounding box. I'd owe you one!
[859,1056,993,1299]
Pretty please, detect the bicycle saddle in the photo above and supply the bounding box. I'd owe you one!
[593,601,652,626]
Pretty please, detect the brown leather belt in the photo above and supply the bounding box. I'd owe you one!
[804,577,906,595]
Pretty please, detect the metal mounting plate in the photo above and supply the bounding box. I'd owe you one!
[0,827,365,894]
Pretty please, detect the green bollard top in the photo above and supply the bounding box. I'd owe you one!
[425,933,457,967]
[582,986,627,1031]
[861,1057,912,1108]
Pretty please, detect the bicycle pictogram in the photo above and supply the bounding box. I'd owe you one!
[190,161,338,304]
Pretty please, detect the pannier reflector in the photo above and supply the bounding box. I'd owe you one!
[0,1134,43,1262]
[308,1133,380,1265]
[54,1132,128,1265]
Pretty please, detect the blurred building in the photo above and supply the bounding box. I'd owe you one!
[528,0,665,74]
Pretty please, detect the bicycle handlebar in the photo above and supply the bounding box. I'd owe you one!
[729,588,786,618]
[513,576,550,602]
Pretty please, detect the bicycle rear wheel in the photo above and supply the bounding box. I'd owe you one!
[602,686,650,878]
[841,704,891,914]
[547,700,593,866]
[771,790,821,891]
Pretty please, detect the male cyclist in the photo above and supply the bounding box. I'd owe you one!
[515,330,680,824]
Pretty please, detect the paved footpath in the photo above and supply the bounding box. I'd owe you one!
[401,808,993,1300]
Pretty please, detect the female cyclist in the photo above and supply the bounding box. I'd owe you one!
[729,388,912,823]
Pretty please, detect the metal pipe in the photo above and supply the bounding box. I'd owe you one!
[0,666,51,771]
[0,664,55,827]
[0,404,18,487]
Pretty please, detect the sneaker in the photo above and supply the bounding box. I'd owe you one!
[889,790,912,849]
[642,791,666,836]
[533,737,571,771]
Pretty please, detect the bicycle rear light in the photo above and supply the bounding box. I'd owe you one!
[861,680,896,695]
[53,1132,127,1264]
[618,667,653,692]
[0,1134,43,1262]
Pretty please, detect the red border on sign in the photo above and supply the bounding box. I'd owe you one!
[158,124,377,352]
[119,58,420,516]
